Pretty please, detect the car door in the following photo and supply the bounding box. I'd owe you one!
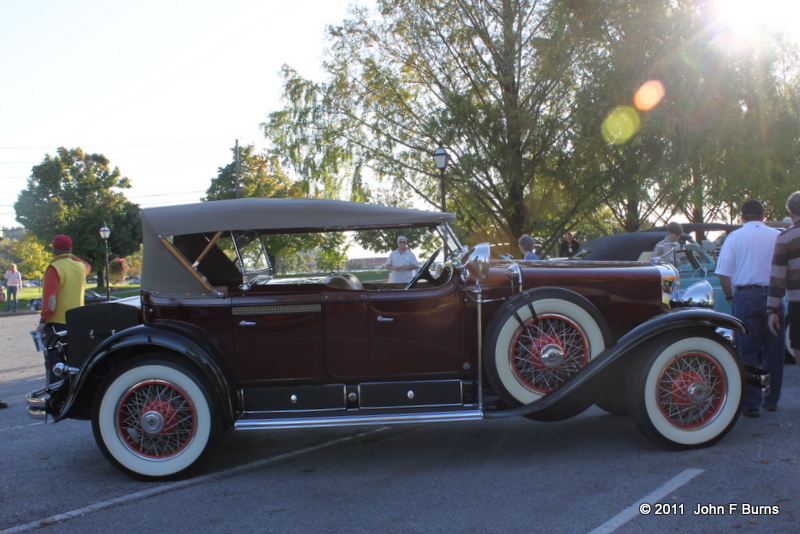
[324,281,465,378]
[231,289,325,382]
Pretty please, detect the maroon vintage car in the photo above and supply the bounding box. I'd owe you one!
[26,198,767,479]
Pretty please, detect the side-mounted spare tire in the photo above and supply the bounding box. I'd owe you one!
[484,288,612,421]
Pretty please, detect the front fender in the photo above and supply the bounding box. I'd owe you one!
[485,308,746,419]
[55,324,235,424]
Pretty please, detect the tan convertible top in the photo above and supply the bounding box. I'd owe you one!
[141,198,454,236]
[141,198,454,297]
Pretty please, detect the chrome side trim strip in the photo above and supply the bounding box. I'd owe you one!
[234,410,484,430]
[233,304,322,315]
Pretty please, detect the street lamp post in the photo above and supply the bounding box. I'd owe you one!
[99,223,111,301]
[432,145,451,213]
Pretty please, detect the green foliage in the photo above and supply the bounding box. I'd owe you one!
[12,233,49,280]
[314,233,348,272]
[263,0,800,245]
[205,144,300,200]
[14,147,142,277]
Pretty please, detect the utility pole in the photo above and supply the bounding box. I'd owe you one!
[234,138,241,199]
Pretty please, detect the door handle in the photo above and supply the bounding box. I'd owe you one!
[239,320,256,326]
[377,316,394,323]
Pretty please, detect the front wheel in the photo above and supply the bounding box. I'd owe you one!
[92,357,221,479]
[626,330,743,450]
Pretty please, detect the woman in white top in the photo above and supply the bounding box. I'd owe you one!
[4,263,22,312]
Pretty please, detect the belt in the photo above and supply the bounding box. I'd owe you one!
[735,285,767,291]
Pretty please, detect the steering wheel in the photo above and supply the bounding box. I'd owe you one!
[405,248,441,289]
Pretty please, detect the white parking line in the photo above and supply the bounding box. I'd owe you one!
[0,422,44,433]
[0,427,390,534]
[588,468,704,534]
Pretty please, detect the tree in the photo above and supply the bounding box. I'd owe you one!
[13,233,50,283]
[205,144,300,200]
[263,0,800,243]
[14,147,142,288]
[205,144,330,267]
[264,0,619,245]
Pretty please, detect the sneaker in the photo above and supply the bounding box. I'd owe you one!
[742,408,760,418]
[763,404,778,412]
[0,400,8,409]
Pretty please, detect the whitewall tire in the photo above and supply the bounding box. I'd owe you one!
[626,331,743,449]
[92,358,220,479]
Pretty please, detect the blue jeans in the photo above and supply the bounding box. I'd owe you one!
[6,286,17,311]
[732,287,784,410]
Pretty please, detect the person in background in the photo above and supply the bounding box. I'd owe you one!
[717,200,783,417]
[36,235,91,385]
[4,263,22,312]
[518,234,538,260]
[782,216,792,231]
[650,221,683,266]
[769,191,800,370]
[385,236,419,283]
[559,233,581,257]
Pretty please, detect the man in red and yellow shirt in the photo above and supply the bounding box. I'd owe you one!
[37,234,90,384]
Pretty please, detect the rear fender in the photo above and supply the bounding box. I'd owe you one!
[485,308,747,419]
[55,324,235,425]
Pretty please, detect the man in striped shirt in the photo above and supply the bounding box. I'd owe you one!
[768,191,800,371]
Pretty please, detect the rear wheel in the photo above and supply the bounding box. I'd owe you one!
[484,288,612,421]
[92,357,221,479]
[626,330,742,449]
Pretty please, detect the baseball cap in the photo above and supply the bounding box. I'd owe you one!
[52,234,73,251]
[741,200,764,216]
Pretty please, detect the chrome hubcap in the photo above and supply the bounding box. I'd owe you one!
[539,344,566,368]
[141,411,166,434]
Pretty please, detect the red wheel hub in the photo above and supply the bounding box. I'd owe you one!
[140,399,179,435]
[669,370,708,406]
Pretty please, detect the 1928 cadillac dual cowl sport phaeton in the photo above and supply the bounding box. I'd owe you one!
[27,198,768,479]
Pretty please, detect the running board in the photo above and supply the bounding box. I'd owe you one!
[234,410,484,430]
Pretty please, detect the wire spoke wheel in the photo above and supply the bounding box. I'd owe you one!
[93,358,220,479]
[484,288,611,420]
[658,353,724,428]
[627,331,743,449]
[512,315,588,393]
[117,380,197,459]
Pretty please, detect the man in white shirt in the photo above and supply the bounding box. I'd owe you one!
[385,236,419,284]
[716,199,783,417]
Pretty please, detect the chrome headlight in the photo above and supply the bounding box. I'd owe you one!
[673,280,715,308]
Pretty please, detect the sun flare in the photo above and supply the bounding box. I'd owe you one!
[709,0,800,42]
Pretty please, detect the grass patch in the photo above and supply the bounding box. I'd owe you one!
[8,284,141,311]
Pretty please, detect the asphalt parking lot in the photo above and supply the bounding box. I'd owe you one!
[1,312,799,533]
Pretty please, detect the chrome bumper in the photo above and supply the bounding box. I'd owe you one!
[26,388,51,421]
[25,380,66,421]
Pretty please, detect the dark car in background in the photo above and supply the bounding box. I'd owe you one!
[26,199,767,479]
[29,289,120,311]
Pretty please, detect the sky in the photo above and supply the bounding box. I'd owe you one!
[0,0,361,229]
[3,0,800,233]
